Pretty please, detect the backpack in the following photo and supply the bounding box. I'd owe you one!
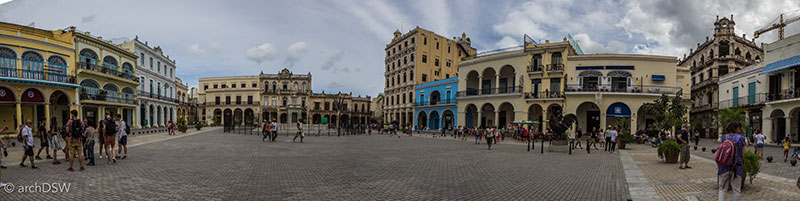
[70,119,84,139]
[715,135,737,167]
[105,118,116,135]
[123,120,130,134]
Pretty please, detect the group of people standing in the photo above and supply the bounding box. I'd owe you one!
[0,110,130,188]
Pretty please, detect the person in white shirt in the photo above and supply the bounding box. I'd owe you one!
[754,129,765,160]
[609,127,618,154]
[270,119,278,142]
[116,114,128,159]
[20,119,37,169]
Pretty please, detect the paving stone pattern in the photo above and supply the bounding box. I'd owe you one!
[2,130,629,200]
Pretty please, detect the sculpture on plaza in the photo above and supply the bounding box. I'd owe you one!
[548,107,577,139]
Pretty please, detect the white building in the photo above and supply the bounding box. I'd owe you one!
[120,37,178,128]
[761,33,800,143]
[717,62,767,136]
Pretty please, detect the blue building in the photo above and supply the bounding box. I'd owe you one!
[414,77,457,131]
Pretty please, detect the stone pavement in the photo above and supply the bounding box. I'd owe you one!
[692,138,800,182]
[622,143,800,201]
[2,130,629,200]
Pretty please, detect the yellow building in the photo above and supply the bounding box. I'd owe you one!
[198,75,261,126]
[73,29,140,127]
[384,27,475,126]
[175,77,190,121]
[308,92,371,128]
[0,22,78,131]
[260,68,312,124]
[457,38,575,132]
[564,54,691,134]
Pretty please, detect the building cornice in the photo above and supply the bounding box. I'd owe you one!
[568,54,677,63]
[719,62,764,83]
[132,39,176,66]
[75,32,137,60]
[458,51,526,67]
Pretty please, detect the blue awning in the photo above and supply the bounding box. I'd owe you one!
[606,102,631,118]
[652,75,665,81]
[760,55,800,75]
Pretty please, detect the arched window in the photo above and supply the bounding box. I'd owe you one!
[531,54,542,70]
[21,51,44,79]
[282,97,288,106]
[272,82,276,91]
[79,49,97,64]
[47,55,68,81]
[293,82,298,90]
[103,83,119,102]
[302,82,307,92]
[122,62,133,74]
[718,41,729,56]
[22,51,43,61]
[48,55,66,66]
[0,46,16,58]
[103,56,118,69]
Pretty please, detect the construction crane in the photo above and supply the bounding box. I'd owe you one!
[754,10,800,40]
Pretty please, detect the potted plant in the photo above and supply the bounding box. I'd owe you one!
[96,90,107,101]
[177,118,187,132]
[212,116,220,127]
[743,150,760,186]
[615,118,633,149]
[195,123,203,131]
[658,140,681,163]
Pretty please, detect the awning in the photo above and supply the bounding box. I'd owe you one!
[652,75,665,81]
[760,55,800,75]
[606,102,631,118]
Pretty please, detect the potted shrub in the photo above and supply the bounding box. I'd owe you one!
[614,118,633,149]
[658,140,681,163]
[743,150,760,186]
[177,118,187,132]
[195,123,203,131]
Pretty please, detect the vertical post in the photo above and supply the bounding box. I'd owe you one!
[16,103,22,128]
[44,104,51,130]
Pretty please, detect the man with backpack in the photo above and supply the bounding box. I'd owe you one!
[116,114,128,160]
[103,112,117,164]
[716,122,746,201]
[65,110,85,171]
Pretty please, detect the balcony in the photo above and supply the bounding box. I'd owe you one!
[527,65,544,75]
[692,102,718,112]
[524,91,564,100]
[79,87,137,105]
[263,89,310,94]
[137,91,178,103]
[414,98,457,107]
[78,62,139,82]
[457,86,522,97]
[766,89,800,102]
[718,93,767,109]
[691,77,718,90]
[0,57,76,84]
[565,84,681,95]
[546,63,564,73]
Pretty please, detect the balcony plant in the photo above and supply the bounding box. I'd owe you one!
[657,140,681,163]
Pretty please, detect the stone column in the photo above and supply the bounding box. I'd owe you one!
[15,103,22,127]
[477,76,483,94]
[495,74,501,93]
[44,103,51,130]
[786,116,793,142]
[541,110,548,131]
[477,111,483,128]
[494,110,500,128]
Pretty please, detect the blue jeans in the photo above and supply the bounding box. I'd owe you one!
[87,140,95,164]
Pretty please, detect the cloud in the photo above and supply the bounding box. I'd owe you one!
[187,43,206,56]
[246,42,279,63]
[284,41,308,67]
[321,50,344,70]
[493,36,520,49]
[81,14,96,24]
[572,33,626,54]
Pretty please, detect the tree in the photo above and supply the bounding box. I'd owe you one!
[641,95,688,136]
[717,107,748,131]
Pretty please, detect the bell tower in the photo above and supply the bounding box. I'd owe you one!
[714,15,735,37]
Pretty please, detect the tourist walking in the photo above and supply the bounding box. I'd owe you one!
[590,127,599,150]
[604,126,612,151]
[609,127,618,154]
[575,127,583,149]
[717,122,746,201]
[0,126,9,187]
[116,114,128,160]
[293,122,304,143]
[783,137,791,162]
[754,129,765,160]
[678,125,692,169]
[262,120,270,141]
[598,128,605,149]
[49,117,62,164]
[19,119,37,169]
[474,128,482,144]
[102,112,117,164]
[97,116,105,160]
[35,119,51,160]
[486,126,495,150]
[84,119,96,166]
[270,118,278,142]
[65,111,84,171]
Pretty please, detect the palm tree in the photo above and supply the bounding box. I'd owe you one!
[717,107,747,132]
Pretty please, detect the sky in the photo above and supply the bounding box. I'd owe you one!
[1,0,799,97]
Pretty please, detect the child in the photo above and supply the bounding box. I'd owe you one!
[783,138,791,162]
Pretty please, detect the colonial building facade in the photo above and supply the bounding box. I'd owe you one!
[199,68,372,128]
[457,38,576,132]
[74,29,139,128]
[414,77,457,131]
[681,15,763,139]
[175,77,190,122]
[0,22,78,130]
[717,62,767,138]
[384,27,475,126]
[564,54,691,134]
[761,33,800,143]
[120,38,177,128]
